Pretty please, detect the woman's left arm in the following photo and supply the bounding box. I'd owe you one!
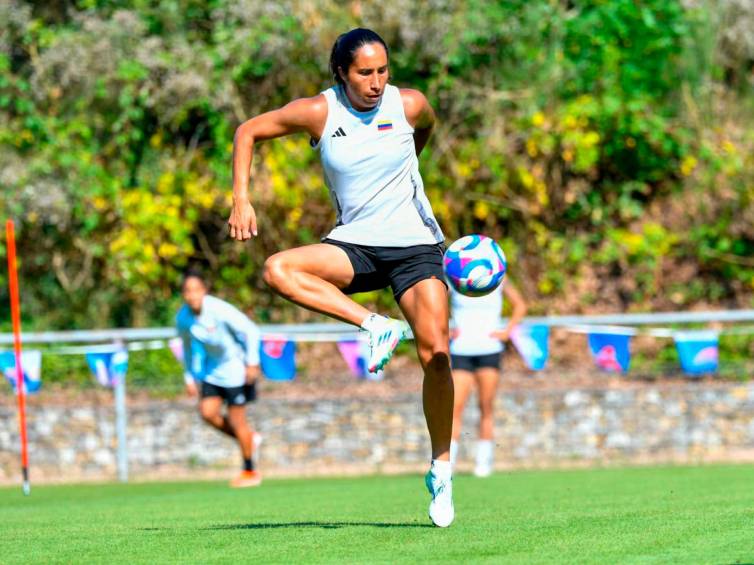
[491,282,528,342]
[401,89,436,157]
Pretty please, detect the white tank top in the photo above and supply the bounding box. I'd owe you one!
[313,84,444,247]
[450,284,505,356]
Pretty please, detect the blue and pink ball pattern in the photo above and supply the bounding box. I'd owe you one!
[443,234,507,297]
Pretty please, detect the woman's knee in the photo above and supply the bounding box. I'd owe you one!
[263,253,293,293]
[478,397,495,418]
[417,340,450,369]
[200,407,220,424]
[227,407,249,430]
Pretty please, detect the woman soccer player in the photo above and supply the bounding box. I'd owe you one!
[449,280,527,477]
[176,271,262,488]
[228,28,454,526]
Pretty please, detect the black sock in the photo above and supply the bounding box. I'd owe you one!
[243,458,254,472]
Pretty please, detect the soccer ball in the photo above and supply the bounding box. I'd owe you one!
[443,234,507,296]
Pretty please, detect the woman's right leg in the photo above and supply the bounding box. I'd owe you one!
[263,244,369,326]
[199,396,235,437]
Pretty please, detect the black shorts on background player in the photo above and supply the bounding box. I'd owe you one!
[450,352,501,372]
[200,381,257,405]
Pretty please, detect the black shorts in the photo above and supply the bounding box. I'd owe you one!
[200,381,257,405]
[322,238,447,303]
[451,352,501,372]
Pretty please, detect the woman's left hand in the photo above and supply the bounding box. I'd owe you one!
[490,328,512,342]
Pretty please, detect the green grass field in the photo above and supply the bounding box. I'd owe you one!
[2,465,753,564]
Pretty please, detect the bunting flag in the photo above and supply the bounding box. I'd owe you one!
[336,338,384,380]
[510,325,549,371]
[169,336,207,379]
[0,350,42,394]
[674,330,720,376]
[587,332,632,373]
[168,337,183,364]
[85,349,129,387]
[337,339,366,377]
[260,337,296,381]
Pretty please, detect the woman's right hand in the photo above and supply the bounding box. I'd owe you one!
[185,380,198,397]
[228,197,258,240]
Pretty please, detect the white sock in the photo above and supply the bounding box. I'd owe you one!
[431,459,452,480]
[449,440,459,469]
[360,313,381,331]
[476,439,493,467]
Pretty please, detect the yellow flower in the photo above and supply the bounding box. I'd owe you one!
[158,242,178,259]
[526,138,538,157]
[518,168,534,189]
[621,232,644,255]
[538,278,554,294]
[532,112,545,127]
[680,155,697,176]
[456,162,472,179]
[473,200,490,220]
[583,131,600,147]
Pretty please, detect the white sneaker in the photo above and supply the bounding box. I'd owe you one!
[473,461,493,478]
[474,440,494,477]
[362,316,409,373]
[252,432,263,466]
[425,469,455,527]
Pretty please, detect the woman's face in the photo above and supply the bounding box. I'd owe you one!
[182,277,207,313]
[340,42,389,111]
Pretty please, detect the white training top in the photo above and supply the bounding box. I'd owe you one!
[313,83,444,247]
[176,295,261,388]
[449,284,505,356]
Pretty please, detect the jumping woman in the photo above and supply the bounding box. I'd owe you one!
[228,28,454,526]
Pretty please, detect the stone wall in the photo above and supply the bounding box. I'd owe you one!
[2,383,754,483]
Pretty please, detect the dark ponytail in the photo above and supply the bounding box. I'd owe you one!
[329,28,389,84]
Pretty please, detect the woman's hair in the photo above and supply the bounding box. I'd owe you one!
[329,28,389,84]
[182,268,209,290]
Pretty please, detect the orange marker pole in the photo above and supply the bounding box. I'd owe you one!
[6,220,30,495]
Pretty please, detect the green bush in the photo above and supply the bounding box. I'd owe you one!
[0,0,752,331]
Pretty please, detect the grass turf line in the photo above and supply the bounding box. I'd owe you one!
[1,464,753,564]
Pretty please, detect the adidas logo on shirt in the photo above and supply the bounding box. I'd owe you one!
[331,127,347,138]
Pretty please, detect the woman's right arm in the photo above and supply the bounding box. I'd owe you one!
[228,95,327,241]
[177,319,197,396]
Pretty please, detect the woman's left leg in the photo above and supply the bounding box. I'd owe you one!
[474,367,500,477]
[227,404,253,462]
[399,277,455,527]
[227,403,261,488]
[475,367,500,441]
[398,278,453,461]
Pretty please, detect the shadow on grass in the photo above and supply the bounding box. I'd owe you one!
[202,521,433,530]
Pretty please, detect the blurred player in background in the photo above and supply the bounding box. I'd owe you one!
[449,280,527,477]
[176,271,263,488]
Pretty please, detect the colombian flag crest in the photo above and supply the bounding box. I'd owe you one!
[377,120,393,131]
